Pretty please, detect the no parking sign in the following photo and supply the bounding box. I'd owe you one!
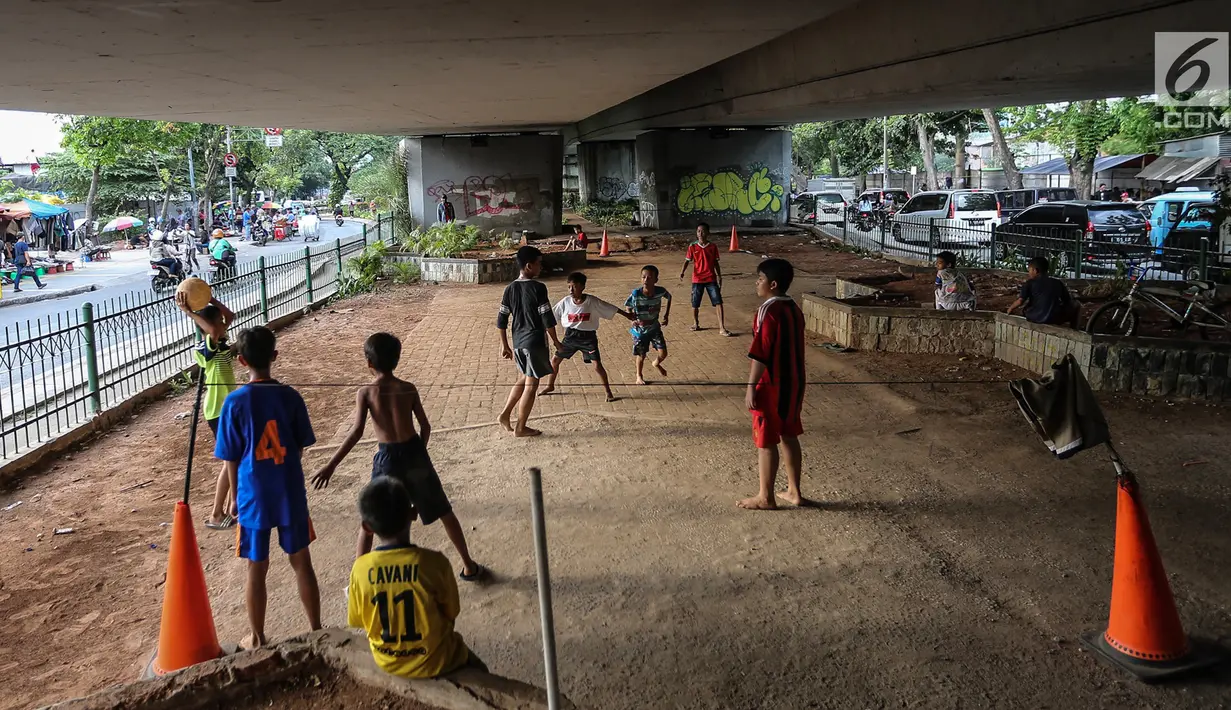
[264,127,283,147]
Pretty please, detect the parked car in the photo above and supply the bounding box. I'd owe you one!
[1159,202,1231,281]
[791,191,847,225]
[1136,187,1217,247]
[993,201,1152,270]
[996,187,1077,220]
[891,189,1000,246]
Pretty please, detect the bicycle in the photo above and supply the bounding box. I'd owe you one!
[1086,261,1230,341]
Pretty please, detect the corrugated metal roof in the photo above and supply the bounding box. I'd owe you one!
[1020,154,1147,175]
[1136,155,1219,181]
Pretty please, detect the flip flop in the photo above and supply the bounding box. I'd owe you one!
[459,563,488,582]
[720,330,735,337]
[689,325,702,331]
[204,514,235,530]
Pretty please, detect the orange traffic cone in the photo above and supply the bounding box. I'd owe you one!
[1081,476,1218,681]
[599,228,611,257]
[728,225,740,253]
[144,501,224,677]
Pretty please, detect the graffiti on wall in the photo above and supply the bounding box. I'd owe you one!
[675,167,784,216]
[425,175,546,219]
[637,171,658,229]
[595,176,639,202]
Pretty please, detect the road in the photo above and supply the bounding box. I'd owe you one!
[1,219,369,461]
[4,220,365,334]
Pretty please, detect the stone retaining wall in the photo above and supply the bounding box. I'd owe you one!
[389,249,587,284]
[801,292,1231,401]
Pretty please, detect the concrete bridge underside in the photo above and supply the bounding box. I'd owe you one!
[3,0,1227,136]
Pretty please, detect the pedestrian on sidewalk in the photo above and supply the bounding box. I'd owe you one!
[11,234,47,292]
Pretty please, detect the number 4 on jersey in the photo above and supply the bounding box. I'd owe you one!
[255,419,287,464]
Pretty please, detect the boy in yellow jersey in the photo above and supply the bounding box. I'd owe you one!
[176,292,240,530]
[348,477,485,678]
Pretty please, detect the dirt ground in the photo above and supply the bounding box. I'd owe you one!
[2,242,1230,709]
[228,671,434,710]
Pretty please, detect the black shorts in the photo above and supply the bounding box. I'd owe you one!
[632,327,667,357]
[371,438,453,526]
[556,329,601,363]
[207,417,219,437]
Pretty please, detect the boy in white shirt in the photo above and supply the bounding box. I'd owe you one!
[540,271,634,402]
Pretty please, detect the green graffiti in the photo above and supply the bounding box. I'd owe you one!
[676,167,785,215]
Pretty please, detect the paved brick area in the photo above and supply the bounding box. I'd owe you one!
[391,252,831,431]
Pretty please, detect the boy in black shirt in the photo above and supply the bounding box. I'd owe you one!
[1007,257,1079,328]
[497,246,560,437]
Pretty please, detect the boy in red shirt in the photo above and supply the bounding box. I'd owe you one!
[738,258,809,511]
[678,223,731,336]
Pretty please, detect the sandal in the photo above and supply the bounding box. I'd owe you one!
[720,330,735,337]
[459,563,488,582]
[204,514,236,530]
[689,325,702,331]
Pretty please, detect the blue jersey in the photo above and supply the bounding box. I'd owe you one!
[215,380,316,529]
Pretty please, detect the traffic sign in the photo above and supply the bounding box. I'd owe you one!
[223,152,238,167]
[263,127,283,136]
[264,134,283,148]
[224,166,238,178]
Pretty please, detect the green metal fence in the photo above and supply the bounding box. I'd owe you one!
[1,214,392,463]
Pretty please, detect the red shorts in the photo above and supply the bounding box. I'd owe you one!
[750,384,803,448]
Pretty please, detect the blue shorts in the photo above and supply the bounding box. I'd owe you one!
[690,282,722,308]
[631,327,667,356]
[235,518,315,562]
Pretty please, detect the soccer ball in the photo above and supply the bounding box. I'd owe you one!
[176,277,213,311]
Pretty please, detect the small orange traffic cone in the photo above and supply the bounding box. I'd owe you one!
[144,501,224,677]
[599,228,611,257]
[728,225,740,253]
[1081,476,1218,681]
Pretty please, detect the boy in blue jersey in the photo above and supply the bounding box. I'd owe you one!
[215,326,322,648]
[625,265,672,385]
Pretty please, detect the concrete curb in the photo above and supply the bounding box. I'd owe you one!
[0,283,98,309]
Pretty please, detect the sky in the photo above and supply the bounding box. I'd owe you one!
[0,110,64,164]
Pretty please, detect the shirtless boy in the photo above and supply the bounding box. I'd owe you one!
[312,332,484,581]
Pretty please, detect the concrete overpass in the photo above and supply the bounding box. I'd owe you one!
[4,0,1228,233]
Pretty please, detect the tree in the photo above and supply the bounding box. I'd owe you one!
[1105,96,1230,154]
[981,108,1022,190]
[59,117,164,224]
[311,132,397,206]
[792,122,840,177]
[1011,101,1118,199]
[911,116,940,189]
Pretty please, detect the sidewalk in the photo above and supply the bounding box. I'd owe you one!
[0,250,151,309]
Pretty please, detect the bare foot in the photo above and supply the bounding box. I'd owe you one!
[540,385,557,396]
[635,376,647,386]
[653,360,668,377]
[514,426,543,437]
[779,491,817,507]
[498,411,513,432]
[606,394,619,402]
[241,632,266,650]
[737,495,778,510]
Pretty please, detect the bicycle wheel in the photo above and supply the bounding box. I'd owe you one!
[1197,301,1231,342]
[1087,301,1138,336]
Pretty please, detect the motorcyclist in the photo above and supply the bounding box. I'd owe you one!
[149,231,182,277]
[210,228,236,265]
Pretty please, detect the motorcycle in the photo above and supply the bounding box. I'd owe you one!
[251,220,270,246]
[335,214,345,227]
[210,248,238,278]
[149,256,188,291]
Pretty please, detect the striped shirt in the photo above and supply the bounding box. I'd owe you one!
[497,277,556,349]
[749,296,806,419]
[193,334,237,421]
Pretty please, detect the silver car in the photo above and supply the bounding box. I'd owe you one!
[891,189,1000,247]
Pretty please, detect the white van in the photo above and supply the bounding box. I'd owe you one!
[892,189,1000,246]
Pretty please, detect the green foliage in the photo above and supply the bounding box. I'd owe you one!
[1105,97,1230,154]
[498,234,517,251]
[578,200,635,227]
[336,241,388,297]
[349,149,413,239]
[399,222,482,257]
[312,132,399,207]
[792,117,921,180]
[386,260,421,285]
[562,191,580,211]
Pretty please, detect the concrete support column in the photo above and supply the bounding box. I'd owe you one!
[577,141,637,204]
[405,134,564,237]
[634,129,791,231]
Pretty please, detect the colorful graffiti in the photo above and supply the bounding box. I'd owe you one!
[425,175,545,218]
[676,167,784,216]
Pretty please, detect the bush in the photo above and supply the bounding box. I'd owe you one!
[578,199,635,227]
[336,241,388,298]
[399,221,482,257]
[386,260,421,285]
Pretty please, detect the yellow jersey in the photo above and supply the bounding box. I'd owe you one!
[347,544,471,678]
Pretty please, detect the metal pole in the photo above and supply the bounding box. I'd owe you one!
[226,126,235,207]
[181,371,207,504]
[82,303,102,414]
[186,147,200,235]
[304,246,314,304]
[258,256,269,322]
[529,467,562,710]
[882,117,889,191]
